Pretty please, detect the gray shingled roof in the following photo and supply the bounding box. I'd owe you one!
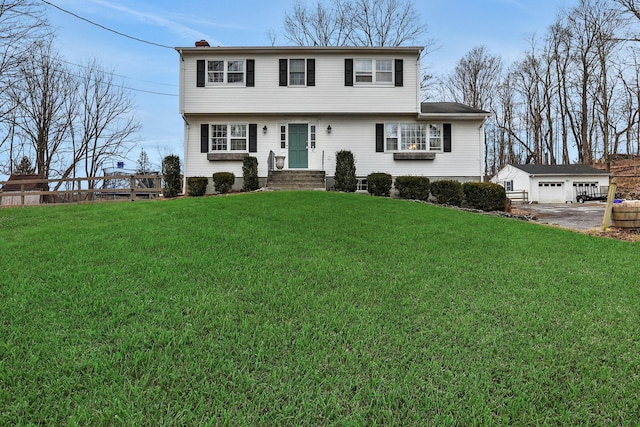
[420,102,489,114]
[510,164,609,175]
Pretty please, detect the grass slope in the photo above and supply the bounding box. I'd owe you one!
[1,192,639,425]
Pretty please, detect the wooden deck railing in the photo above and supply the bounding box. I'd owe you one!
[0,174,163,206]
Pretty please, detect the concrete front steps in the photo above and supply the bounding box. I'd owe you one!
[267,170,326,190]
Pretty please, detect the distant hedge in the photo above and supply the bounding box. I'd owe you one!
[334,150,357,192]
[162,155,181,198]
[430,180,463,206]
[367,173,392,197]
[213,172,235,194]
[463,182,507,211]
[395,176,431,201]
[242,157,259,192]
[186,177,208,197]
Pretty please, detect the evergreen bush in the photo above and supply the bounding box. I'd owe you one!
[161,155,182,198]
[186,177,208,196]
[242,156,260,192]
[334,150,357,192]
[463,182,507,211]
[367,172,393,197]
[395,176,431,200]
[430,180,463,206]
[212,172,235,194]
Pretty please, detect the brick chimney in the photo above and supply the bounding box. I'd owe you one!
[195,40,210,47]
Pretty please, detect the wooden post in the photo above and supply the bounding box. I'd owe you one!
[601,177,618,232]
[130,176,136,201]
[20,184,25,206]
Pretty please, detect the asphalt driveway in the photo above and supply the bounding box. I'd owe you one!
[515,202,607,230]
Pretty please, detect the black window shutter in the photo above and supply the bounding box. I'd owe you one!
[394,59,403,87]
[246,59,255,87]
[197,60,206,87]
[249,124,257,153]
[443,124,452,152]
[375,123,384,152]
[307,58,315,86]
[345,58,353,86]
[200,124,209,153]
[279,59,288,86]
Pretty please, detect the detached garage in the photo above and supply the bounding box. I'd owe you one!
[492,164,610,203]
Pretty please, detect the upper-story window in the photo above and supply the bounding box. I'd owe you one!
[207,60,245,85]
[355,59,393,85]
[385,123,442,152]
[346,58,402,87]
[279,58,315,87]
[197,59,254,87]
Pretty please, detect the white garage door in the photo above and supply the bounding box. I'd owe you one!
[538,182,564,203]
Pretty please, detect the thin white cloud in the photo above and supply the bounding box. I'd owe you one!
[86,0,235,45]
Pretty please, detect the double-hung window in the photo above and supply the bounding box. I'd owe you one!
[207,60,245,85]
[355,59,393,85]
[289,59,306,86]
[210,124,248,152]
[385,123,442,152]
[280,58,314,86]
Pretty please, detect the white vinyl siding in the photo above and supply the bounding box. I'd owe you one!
[184,116,484,182]
[181,52,419,115]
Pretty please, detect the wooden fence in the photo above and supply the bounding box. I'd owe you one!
[506,190,529,203]
[0,174,163,206]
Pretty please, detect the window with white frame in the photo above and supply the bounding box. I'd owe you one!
[207,60,245,85]
[385,123,442,152]
[504,180,513,191]
[210,124,248,152]
[428,124,442,151]
[289,59,306,86]
[355,59,393,84]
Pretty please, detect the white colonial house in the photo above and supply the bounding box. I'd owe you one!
[176,42,490,191]
[492,164,610,203]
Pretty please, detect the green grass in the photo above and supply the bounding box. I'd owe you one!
[1,191,639,425]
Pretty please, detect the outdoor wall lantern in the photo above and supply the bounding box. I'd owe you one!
[263,125,268,134]
[327,125,332,134]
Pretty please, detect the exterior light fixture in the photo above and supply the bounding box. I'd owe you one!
[263,125,268,134]
[327,125,332,134]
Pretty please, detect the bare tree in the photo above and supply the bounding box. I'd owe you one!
[445,46,502,110]
[283,0,426,47]
[0,0,49,159]
[72,59,140,188]
[284,0,352,46]
[7,39,76,180]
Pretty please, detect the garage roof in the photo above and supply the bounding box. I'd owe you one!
[510,164,609,176]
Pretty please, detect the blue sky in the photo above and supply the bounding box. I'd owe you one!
[42,0,578,171]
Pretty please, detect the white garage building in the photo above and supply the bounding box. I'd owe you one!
[492,164,610,203]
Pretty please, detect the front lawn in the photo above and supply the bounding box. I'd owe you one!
[1,192,638,425]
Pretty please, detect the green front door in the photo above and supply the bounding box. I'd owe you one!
[288,124,308,168]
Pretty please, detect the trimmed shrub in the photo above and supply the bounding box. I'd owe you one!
[162,155,181,198]
[395,176,431,200]
[186,177,208,196]
[212,172,235,194]
[242,156,260,192]
[367,172,393,197]
[463,182,507,211]
[431,180,463,206]
[334,150,357,192]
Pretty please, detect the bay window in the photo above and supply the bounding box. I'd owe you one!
[385,123,442,152]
